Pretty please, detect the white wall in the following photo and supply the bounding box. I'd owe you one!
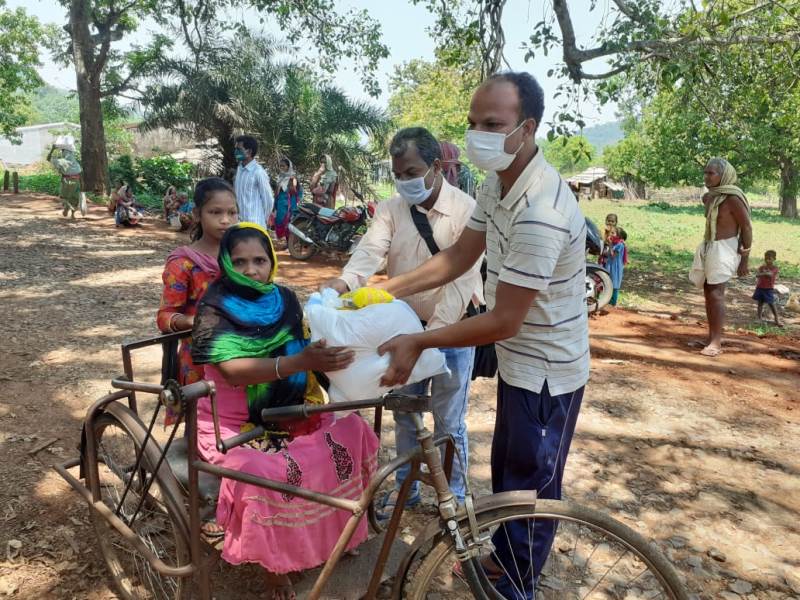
[0,124,80,167]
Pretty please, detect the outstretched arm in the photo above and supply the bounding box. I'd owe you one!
[378,227,486,298]
[378,281,537,387]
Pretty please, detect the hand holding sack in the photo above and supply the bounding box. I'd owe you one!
[305,288,448,402]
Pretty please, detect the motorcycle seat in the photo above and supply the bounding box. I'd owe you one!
[298,202,322,215]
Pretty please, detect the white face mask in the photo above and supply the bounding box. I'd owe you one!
[465,120,528,172]
[394,167,434,205]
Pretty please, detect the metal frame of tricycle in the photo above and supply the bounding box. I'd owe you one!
[54,331,460,600]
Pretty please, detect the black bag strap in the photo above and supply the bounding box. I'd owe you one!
[410,205,484,317]
[410,206,441,256]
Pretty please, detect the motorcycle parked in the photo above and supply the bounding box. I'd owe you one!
[287,192,376,261]
[585,217,614,312]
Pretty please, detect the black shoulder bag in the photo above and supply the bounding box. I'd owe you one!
[409,206,497,380]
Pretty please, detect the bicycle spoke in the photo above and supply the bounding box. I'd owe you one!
[580,548,628,599]
[527,517,536,596]
[498,521,528,598]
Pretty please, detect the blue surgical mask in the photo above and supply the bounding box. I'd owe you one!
[234,149,246,163]
[395,167,434,205]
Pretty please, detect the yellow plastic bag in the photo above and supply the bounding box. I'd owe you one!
[339,287,394,310]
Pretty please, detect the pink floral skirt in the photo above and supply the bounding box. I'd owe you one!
[197,366,380,573]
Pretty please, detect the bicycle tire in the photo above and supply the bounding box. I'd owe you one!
[87,410,191,600]
[405,498,688,600]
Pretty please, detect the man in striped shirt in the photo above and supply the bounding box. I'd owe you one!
[233,135,273,229]
[377,72,588,598]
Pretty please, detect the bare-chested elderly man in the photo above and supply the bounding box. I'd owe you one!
[689,157,752,357]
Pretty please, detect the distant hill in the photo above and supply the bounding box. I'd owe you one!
[582,121,623,152]
[26,85,79,126]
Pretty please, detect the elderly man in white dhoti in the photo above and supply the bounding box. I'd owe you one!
[689,158,752,357]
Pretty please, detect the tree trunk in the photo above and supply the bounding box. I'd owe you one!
[216,124,236,180]
[70,0,109,195]
[779,160,798,219]
[76,75,109,194]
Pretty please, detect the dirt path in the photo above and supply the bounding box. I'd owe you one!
[1,192,799,599]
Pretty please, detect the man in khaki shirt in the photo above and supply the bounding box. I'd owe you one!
[322,127,482,516]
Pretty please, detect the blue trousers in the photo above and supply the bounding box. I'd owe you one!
[394,346,475,502]
[491,379,584,599]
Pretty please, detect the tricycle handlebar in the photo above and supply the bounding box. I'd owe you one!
[260,393,431,423]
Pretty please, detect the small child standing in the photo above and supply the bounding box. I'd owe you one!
[753,250,781,326]
[604,228,628,306]
[603,213,619,246]
[600,213,628,307]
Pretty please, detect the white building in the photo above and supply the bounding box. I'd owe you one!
[0,122,81,167]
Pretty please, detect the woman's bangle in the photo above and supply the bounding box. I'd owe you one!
[275,356,283,380]
[169,313,182,332]
[739,246,751,253]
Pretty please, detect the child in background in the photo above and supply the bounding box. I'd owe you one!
[603,213,619,245]
[604,228,628,306]
[753,250,781,326]
[157,177,239,398]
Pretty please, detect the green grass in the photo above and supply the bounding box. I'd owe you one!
[16,173,61,196]
[581,199,800,281]
[740,323,791,337]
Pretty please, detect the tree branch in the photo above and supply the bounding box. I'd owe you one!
[102,69,138,97]
[553,0,800,82]
[577,63,635,79]
[610,0,646,23]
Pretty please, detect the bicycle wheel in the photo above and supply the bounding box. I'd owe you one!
[87,410,190,600]
[405,497,688,600]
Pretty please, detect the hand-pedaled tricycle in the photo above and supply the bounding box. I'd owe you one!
[55,331,688,599]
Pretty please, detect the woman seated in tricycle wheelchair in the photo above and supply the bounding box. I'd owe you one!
[190,222,379,600]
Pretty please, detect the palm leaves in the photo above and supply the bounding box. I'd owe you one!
[141,32,389,190]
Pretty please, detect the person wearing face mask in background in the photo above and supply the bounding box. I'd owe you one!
[320,127,483,519]
[233,135,274,229]
[374,73,588,598]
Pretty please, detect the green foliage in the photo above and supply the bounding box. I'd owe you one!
[104,118,136,157]
[108,155,137,190]
[136,156,193,194]
[388,57,479,147]
[108,154,193,197]
[540,135,596,176]
[0,1,47,139]
[25,86,80,125]
[142,33,388,192]
[604,32,800,219]
[17,173,61,195]
[135,192,164,210]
